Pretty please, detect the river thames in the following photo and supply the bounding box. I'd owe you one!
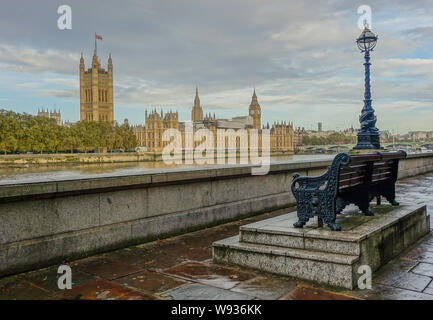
[0,154,333,183]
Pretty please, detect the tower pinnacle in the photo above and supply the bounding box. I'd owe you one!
[191,85,203,122]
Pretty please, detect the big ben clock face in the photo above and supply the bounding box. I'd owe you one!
[250,110,254,116]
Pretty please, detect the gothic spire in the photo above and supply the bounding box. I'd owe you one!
[194,85,200,106]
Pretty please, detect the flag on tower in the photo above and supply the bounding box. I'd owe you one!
[94,33,103,55]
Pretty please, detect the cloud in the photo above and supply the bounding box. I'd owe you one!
[37,89,78,98]
[0,44,78,75]
[0,0,432,130]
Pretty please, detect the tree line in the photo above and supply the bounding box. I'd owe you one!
[0,109,137,154]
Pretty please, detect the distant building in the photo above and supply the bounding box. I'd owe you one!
[63,121,73,128]
[79,49,114,122]
[270,122,293,151]
[380,130,392,141]
[216,116,252,129]
[37,108,62,125]
[407,131,433,141]
[293,127,307,148]
[318,122,323,132]
[343,126,358,137]
[307,129,335,138]
[133,109,179,150]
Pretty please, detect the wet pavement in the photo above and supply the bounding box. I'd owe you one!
[0,173,432,300]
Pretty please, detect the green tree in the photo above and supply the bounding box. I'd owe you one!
[0,109,138,154]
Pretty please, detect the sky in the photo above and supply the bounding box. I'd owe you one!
[0,0,433,133]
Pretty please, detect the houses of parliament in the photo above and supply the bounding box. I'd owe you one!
[77,49,294,152]
[79,49,114,122]
[132,87,294,152]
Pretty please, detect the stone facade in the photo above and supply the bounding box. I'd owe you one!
[134,109,179,151]
[270,123,294,151]
[293,127,306,148]
[134,88,295,153]
[79,51,114,122]
[37,108,61,125]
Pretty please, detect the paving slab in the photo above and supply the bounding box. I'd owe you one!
[163,261,256,290]
[230,275,297,300]
[280,284,360,300]
[0,275,52,300]
[152,241,212,262]
[423,281,433,295]
[52,279,159,300]
[19,265,97,293]
[376,270,431,292]
[162,283,254,300]
[411,262,433,278]
[354,284,433,300]
[114,269,186,294]
[403,244,433,264]
[100,245,181,269]
[71,257,144,280]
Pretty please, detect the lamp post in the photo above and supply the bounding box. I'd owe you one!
[353,24,380,150]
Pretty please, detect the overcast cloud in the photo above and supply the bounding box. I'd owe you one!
[0,0,432,133]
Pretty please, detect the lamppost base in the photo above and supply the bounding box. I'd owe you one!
[353,131,381,150]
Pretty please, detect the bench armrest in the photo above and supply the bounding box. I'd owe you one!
[291,171,330,192]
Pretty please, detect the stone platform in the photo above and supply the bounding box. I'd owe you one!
[213,203,430,289]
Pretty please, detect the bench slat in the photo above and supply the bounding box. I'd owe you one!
[339,181,364,190]
[372,172,391,179]
[349,153,381,164]
[339,176,366,188]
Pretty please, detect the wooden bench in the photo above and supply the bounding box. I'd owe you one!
[291,151,407,231]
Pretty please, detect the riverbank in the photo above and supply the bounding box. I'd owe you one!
[0,150,295,168]
[0,152,159,167]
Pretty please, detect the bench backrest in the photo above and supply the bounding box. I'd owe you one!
[338,151,406,192]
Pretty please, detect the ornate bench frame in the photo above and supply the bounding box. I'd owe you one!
[291,151,407,231]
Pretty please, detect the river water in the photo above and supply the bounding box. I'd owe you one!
[0,154,333,184]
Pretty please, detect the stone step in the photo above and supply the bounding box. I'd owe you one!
[239,212,362,255]
[213,235,360,289]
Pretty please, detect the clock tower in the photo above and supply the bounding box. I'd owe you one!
[249,89,261,130]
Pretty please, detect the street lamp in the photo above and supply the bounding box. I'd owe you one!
[353,24,381,150]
